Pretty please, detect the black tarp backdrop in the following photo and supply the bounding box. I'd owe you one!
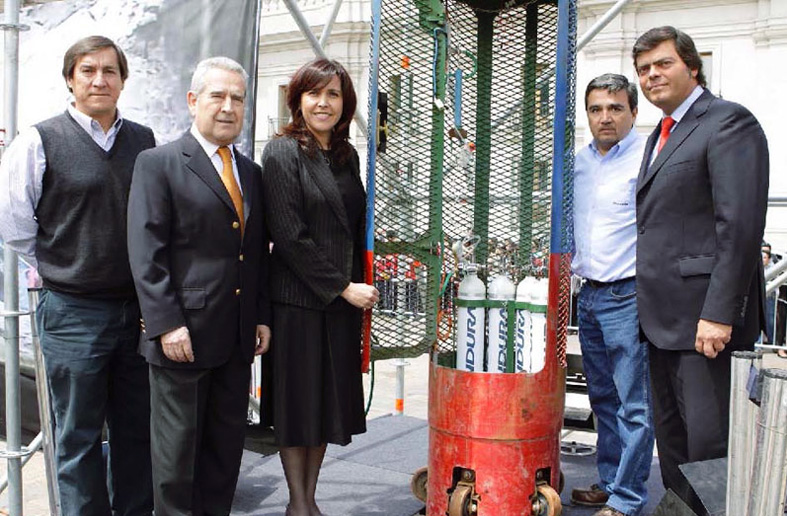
[124,0,262,155]
[17,0,261,155]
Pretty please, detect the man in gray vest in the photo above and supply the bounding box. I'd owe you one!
[0,36,154,516]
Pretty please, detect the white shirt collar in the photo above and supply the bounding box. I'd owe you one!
[67,103,123,134]
[189,123,235,161]
[665,85,704,124]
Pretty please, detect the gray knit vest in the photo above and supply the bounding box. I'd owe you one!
[34,112,155,298]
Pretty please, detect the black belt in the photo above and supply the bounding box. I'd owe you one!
[584,277,634,288]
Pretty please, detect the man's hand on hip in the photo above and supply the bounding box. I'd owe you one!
[160,326,195,363]
[695,319,732,359]
[255,324,271,355]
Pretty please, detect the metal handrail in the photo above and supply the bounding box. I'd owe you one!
[758,240,787,350]
[27,288,60,515]
[0,289,60,514]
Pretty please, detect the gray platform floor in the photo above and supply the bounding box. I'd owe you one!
[232,414,666,515]
[233,415,428,516]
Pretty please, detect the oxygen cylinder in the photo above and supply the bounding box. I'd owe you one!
[514,276,535,373]
[530,278,549,374]
[486,273,515,373]
[456,264,486,372]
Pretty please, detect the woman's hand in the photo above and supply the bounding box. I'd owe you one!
[341,283,379,309]
[255,325,271,355]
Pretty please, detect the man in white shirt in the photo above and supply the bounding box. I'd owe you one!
[571,74,652,516]
[0,36,155,516]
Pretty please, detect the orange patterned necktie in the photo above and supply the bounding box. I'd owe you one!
[217,146,244,235]
[657,116,675,153]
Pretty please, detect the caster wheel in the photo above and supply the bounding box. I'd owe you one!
[448,484,477,516]
[559,470,565,494]
[533,484,562,516]
[410,466,428,502]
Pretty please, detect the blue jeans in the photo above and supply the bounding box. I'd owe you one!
[577,278,654,516]
[765,293,776,343]
[37,289,153,516]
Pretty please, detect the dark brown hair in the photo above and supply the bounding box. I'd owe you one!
[281,58,357,165]
[584,73,637,111]
[632,26,706,88]
[62,36,129,92]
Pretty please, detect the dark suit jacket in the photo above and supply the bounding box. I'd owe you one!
[128,131,270,368]
[636,89,769,351]
[260,136,365,310]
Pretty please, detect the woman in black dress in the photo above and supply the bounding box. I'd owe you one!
[260,58,378,516]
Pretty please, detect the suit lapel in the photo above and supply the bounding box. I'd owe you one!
[637,90,712,193]
[637,129,660,190]
[181,132,237,216]
[237,155,253,229]
[303,149,351,235]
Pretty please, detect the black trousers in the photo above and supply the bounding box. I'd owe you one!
[647,344,733,516]
[149,351,251,516]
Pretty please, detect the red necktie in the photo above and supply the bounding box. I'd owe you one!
[657,116,675,153]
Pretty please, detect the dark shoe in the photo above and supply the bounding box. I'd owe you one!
[592,507,625,516]
[571,483,609,507]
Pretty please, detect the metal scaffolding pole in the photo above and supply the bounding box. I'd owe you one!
[27,288,59,515]
[1,0,25,512]
[281,0,368,136]
[576,0,634,51]
[318,0,343,48]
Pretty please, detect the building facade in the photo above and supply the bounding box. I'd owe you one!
[255,0,371,164]
[575,0,787,247]
[254,0,787,246]
[1,0,784,245]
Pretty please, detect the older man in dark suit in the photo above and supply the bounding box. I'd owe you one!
[633,27,769,514]
[128,56,270,516]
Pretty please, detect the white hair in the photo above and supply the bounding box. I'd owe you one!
[189,57,249,95]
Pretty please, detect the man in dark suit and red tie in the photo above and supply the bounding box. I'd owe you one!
[632,27,769,514]
[127,56,271,516]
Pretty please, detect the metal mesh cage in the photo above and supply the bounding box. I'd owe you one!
[367,0,576,365]
[555,0,578,369]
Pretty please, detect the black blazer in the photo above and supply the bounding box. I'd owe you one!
[260,136,365,310]
[636,89,769,351]
[128,132,271,368]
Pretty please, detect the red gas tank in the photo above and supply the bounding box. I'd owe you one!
[425,359,565,515]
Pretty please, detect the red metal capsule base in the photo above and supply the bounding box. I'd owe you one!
[426,360,565,516]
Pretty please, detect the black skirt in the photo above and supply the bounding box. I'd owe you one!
[270,299,367,447]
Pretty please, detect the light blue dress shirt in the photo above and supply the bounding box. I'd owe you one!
[572,127,646,282]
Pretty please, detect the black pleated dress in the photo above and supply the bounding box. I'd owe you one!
[271,149,367,447]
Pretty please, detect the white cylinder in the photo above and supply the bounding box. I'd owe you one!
[456,267,486,372]
[727,351,762,516]
[529,278,549,374]
[747,368,787,516]
[486,274,516,373]
[514,276,535,373]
